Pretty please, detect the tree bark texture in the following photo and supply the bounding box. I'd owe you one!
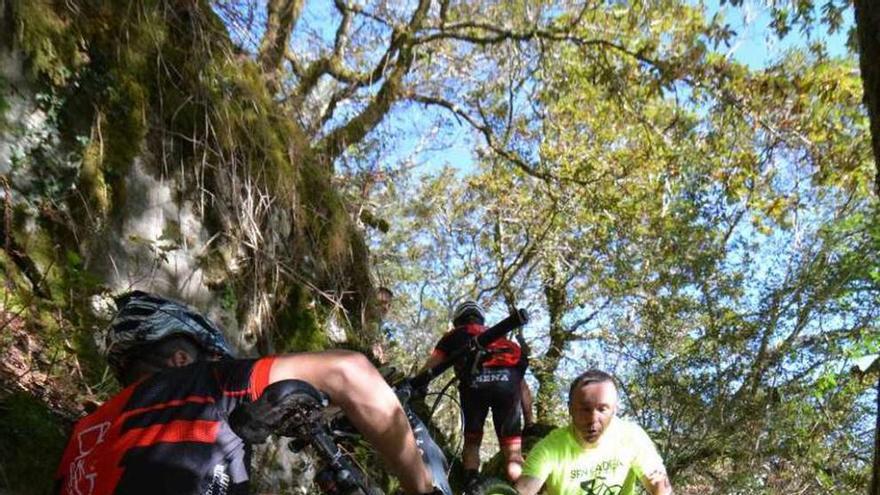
[855,4,880,491]
[258,0,304,79]
[854,0,880,197]
[873,373,879,495]
[534,268,568,422]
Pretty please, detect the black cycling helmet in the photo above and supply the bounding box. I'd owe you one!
[105,291,235,378]
[452,300,485,326]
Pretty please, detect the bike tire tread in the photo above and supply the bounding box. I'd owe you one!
[466,477,518,495]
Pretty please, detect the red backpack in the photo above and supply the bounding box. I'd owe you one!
[460,324,522,368]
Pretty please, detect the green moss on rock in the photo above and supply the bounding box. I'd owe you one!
[0,251,31,310]
[10,0,85,85]
[275,284,327,353]
[78,114,111,216]
[70,321,112,389]
[5,0,381,422]
[0,392,69,495]
[0,75,9,132]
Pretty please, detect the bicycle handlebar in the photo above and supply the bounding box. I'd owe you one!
[229,379,328,444]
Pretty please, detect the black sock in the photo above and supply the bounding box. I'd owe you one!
[464,469,479,483]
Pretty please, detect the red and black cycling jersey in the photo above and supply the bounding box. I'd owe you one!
[431,323,528,445]
[55,357,275,495]
[431,323,527,379]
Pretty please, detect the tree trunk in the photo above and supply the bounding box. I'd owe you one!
[258,0,304,87]
[854,0,880,196]
[534,264,568,422]
[872,373,880,495]
[854,5,880,492]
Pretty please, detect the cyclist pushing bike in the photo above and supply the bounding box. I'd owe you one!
[420,300,534,486]
[53,291,442,495]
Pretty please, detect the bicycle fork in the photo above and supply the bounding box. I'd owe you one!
[406,408,453,495]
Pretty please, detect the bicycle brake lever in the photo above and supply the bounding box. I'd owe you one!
[395,379,414,404]
[230,379,328,443]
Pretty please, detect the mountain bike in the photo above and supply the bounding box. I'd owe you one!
[229,309,529,495]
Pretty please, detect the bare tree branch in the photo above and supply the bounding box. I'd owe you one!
[286,2,402,112]
[569,298,612,335]
[316,85,359,132]
[332,0,353,59]
[313,0,432,166]
[416,2,590,46]
[258,0,305,79]
[410,93,605,188]
[477,203,558,301]
[412,20,664,76]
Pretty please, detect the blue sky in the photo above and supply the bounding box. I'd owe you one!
[710,0,854,67]
[373,0,857,177]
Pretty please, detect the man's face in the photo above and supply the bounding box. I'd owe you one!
[569,380,618,444]
[377,288,393,316]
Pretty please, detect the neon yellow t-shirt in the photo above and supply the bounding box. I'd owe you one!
[522,417,666,495]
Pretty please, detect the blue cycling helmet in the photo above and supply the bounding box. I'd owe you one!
[105,291,235,378]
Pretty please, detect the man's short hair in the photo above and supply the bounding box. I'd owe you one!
[120,335,204,385]
[568,369,616,404]
[377,286,394,300]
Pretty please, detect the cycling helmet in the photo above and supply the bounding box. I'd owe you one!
[452,300,485,325]
[105,291,235,377]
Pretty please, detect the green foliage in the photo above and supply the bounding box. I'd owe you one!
[723,0,855,41]
[366,2,876,492]
[1,0,875,493]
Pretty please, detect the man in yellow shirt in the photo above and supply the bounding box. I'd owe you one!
[515,370,673,495]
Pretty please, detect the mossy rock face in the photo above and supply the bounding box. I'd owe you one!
[0,74,9,130]
[5,0,381,344]
[9,0,86,86]
[0,1,387,492]
[275,284,327,353]
[0,391,70,495]
[1,0,383,465]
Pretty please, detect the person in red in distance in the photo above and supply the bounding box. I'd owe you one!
[54,291,440,495]
[421,300,534,486]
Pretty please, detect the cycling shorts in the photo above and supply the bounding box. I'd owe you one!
[459,367,523,446]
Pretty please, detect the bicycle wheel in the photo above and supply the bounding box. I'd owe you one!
[465,477,518,495]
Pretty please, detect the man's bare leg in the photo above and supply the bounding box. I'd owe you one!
[462,434,482,472]
[501,442,524,482]
[269,350,434,494]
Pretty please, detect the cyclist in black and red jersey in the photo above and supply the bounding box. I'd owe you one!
[54,290,440,495]
[421,300,534,486]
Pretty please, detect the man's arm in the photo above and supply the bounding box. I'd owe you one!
[514,475,544,495]
[268,350,433,495]
[419,352,445,374]
[627,421,672,495]
[641,469,673,495]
